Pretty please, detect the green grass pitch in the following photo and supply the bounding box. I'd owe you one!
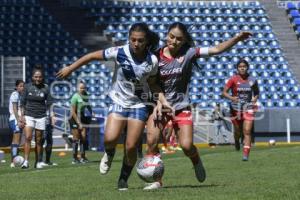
[0,145,300,200]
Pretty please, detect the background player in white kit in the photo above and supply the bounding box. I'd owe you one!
[8,80,25,167]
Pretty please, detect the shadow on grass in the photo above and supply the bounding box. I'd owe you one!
[89,159,122,163]
[163,184,220,189]
[130,184,221,191]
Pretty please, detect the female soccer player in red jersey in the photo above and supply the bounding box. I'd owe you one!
[144,22,252,190]
[223,59,259,161]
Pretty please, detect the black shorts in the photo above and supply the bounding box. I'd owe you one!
[69,117,91,129]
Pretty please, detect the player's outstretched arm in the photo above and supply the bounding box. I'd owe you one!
[56,50,104,78]
[208,32,252,56]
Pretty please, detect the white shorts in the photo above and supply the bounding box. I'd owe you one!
[25,116,46,130]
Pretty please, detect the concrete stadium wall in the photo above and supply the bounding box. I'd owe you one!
[254,108,300,133]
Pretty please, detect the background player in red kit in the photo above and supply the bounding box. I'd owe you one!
[223,59,259,161]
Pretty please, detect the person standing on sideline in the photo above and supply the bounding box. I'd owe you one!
[222,59,259,161]
[69,82,92,164]
[211,103,229,144]
[8,80,25,168]
[20,67,52,169]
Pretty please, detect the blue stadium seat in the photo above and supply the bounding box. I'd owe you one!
[289,9,300,19]
[286,2,297,11]
[293,18,300,26]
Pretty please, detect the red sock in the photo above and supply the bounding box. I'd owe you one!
[243,146,251,157]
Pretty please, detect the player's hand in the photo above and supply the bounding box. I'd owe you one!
[78,123,83,130]
[161,103,174,117]
[18,117,26,129]
[251,97,258,105]
[153,102,162,120]
[237,31,252,41]
[18,120,25,129]
[231,96,239,103]
[51,116,57,126]
[56,66,72,79]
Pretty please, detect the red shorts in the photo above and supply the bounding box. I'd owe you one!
[231,109,255,126]
[158,108,193,130]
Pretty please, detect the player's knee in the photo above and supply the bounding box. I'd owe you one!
[35,137,43,145]
[180,141,193,152]
[25,135,32,142]
[125,142,136,153]
[147,132,159,145]
[243,128,251,135]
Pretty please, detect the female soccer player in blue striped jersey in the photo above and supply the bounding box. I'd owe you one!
[144,22,252,190]
[8,80,25,168]
[57,23,170,190]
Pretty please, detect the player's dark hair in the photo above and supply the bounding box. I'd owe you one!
[32,65,44,77]
[168,22,201,70]
[32,65,44,84]
[15,80,24,90]
[15,80,24,87]
[168,22,194,51]
[129,22,160,53]
[236,58,250,77]
[236,59,249,69]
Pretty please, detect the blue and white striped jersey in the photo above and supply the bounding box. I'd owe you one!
[103,44,158,108]
[9,91,21,121]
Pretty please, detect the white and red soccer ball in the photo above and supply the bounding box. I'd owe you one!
[13,155,25,167]
[136,155,164,183]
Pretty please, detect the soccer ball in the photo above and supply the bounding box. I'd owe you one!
[269,139,276,146]
[136,156,164,183]
[13,155,25,167]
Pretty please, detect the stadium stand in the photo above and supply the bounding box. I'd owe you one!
[0,0,112,109]
[285,2,300,38]
[81,0,300,108]
[1,0,300,110]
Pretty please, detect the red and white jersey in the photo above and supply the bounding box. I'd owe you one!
[158,46,209,110]
[225,74,258,111]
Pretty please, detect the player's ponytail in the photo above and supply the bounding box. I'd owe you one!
[129,23,159,53]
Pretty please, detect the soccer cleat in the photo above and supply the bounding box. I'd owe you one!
[21,160,29,169]
[117,179,128,191]
[72,159,80,164]
[80,158,89,164]
[99,153,113,175]
[143,181,162,190]
[242,156,249,161]
[39,162,49,167]
[45,162,58,166]
[35,162,44,169]
[242,146,250,161]
[10,162,15,168]
[194,158,206,183]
